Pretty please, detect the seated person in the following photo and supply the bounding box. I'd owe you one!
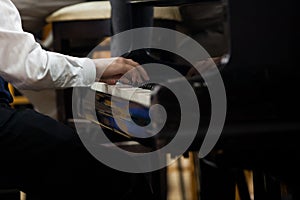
[0,1,153,199]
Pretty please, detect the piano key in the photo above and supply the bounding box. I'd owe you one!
[91,82,152,107]
[91,82,107,93]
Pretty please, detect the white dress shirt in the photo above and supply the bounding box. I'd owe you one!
[0,0,96,90]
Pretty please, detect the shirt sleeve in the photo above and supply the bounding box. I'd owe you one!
[0,0,96,90]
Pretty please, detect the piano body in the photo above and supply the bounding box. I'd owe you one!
[86,0,300,198]
[56,0,300,198]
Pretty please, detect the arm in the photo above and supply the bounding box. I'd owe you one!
[0,0,95,89]
[0,0,147,90]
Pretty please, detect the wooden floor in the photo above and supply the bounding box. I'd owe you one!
[166,153,256,200]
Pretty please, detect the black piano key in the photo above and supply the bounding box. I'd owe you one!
[138,82,157,90]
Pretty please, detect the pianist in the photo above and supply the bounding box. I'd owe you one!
[0,0,152,199]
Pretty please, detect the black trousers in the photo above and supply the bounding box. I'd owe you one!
[0,105,155,200]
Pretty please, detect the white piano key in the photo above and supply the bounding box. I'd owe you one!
[107,84,115,95]
[91,82,107,93]
[91,82,152,107]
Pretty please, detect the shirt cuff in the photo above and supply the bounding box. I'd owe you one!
[80,58,96,86]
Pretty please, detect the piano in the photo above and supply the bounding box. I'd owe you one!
[66,0,300,198]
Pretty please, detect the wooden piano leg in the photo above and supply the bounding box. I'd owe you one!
[235,169,251,200]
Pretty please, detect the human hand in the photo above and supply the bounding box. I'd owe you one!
[93,57,149,85]
[186,57,221,77]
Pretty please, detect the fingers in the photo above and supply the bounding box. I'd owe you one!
[195,58,216,73]
[187,57,219,77]
[100,75,123,85]
[123,58,150,81]
[101,57,149,84]
[123,58,139,67]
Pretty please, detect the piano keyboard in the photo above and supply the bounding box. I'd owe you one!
[91,82,153,107]
[88,82,156,140]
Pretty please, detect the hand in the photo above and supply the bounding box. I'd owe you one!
[93,57,149,85]
[186,57,221,77]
